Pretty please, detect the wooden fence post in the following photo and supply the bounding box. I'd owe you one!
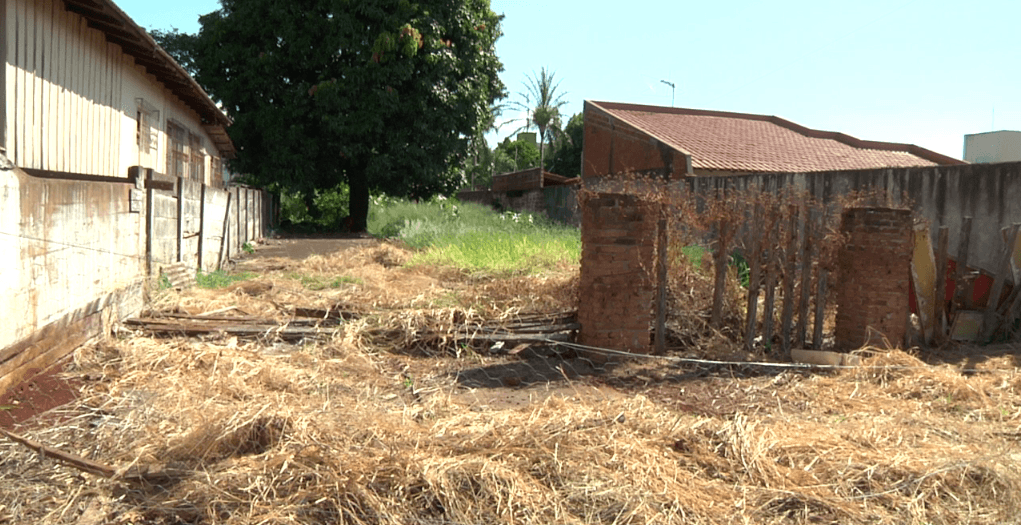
[780,206,799,355]
[176,177,184,263]
[654,209,668,354]
[744,201,764,351]
[934,226,949,341]
[762,213,779,351]
[218,192,233,271]
[796,207,815,347]
[198,184,207,271]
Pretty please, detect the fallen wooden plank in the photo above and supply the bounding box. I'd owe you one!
[0,427,116,478]
[791,348,860,367]
[123,319,338,340]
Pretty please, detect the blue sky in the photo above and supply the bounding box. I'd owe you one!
[118,0,1020,159]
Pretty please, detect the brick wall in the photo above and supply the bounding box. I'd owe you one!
[582,102,691,180]
[492,167,544,192]
[835,207,913,350]
[578,193,660,358]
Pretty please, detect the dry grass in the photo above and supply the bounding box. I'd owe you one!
[2,243,1020,525]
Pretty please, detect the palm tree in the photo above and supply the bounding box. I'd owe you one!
[510,68,568,171]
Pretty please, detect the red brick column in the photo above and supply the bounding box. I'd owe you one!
[578,193,659,359]
[835,207,913,350]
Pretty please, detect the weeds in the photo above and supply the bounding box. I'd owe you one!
[197,270,257,289]
[368,196,580,275]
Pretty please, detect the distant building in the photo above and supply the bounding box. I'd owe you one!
[964,131,1021,164]
[582,101,964,179]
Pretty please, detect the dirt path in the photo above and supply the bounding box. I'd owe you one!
[247,234,379,261]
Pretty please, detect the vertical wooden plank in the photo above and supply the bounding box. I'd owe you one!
[934,226,949,341]
[0,0,7,153]
[145,170,154,276]
[762,212,779,351]
[55,1,66,172]
[176,178,184,263]
[15,0,25,166]
[198,184,207,271]
[218,192,232,271]
[654,209,667,354]
[952,217,973,309]
[813,269,828,349]
[25,0,35,168]
[911,222,937,345]
[982,224,1021,341]
[710,218,730,328]
[796,207,815,346]
[744,201,763,351]
[780,206,799,355]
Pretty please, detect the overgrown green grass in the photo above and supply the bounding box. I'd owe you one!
[287,273,363,290]
[196,270,257,289]
[368,196,580,274]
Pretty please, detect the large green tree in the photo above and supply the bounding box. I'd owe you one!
[187,0,505,230]
[546,112,583,177]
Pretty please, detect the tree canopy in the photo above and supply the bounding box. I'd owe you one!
[510,68,567,172]
[180,0,505,230]
[546,112,582,177]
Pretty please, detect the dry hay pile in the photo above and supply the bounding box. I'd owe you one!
[2,333,1020,524]
[2,243,1020,524]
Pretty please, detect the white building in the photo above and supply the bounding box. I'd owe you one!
[964,131,1021,164]
[2,0,235,184]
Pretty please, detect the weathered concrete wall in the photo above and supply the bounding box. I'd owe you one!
[0,168,145,393]
[578,193,659,357]
[834,208,913,350]
[1,169,272,396]
[686,162,1021,274]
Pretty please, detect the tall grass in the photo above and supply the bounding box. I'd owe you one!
[368,196,580,274]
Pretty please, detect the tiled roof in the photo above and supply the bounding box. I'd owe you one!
[589,101,963,173]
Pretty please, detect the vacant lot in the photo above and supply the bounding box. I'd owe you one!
[2,236,1021,525]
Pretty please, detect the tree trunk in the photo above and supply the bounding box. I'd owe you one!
[349,171,370,233]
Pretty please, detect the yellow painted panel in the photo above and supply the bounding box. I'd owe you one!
[911,223,937,343]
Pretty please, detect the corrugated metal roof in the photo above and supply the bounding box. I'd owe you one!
[589,101,963,173]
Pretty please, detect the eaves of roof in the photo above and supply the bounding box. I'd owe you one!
[61,0,235,157]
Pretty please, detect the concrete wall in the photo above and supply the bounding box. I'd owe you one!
[684,162,1021,275]
[0,168,145,394]
[1,168,271,396]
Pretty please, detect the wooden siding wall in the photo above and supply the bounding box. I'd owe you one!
[5,0,122,175]
[3,0,222,181]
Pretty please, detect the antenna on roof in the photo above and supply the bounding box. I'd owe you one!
[660,80,675,107]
